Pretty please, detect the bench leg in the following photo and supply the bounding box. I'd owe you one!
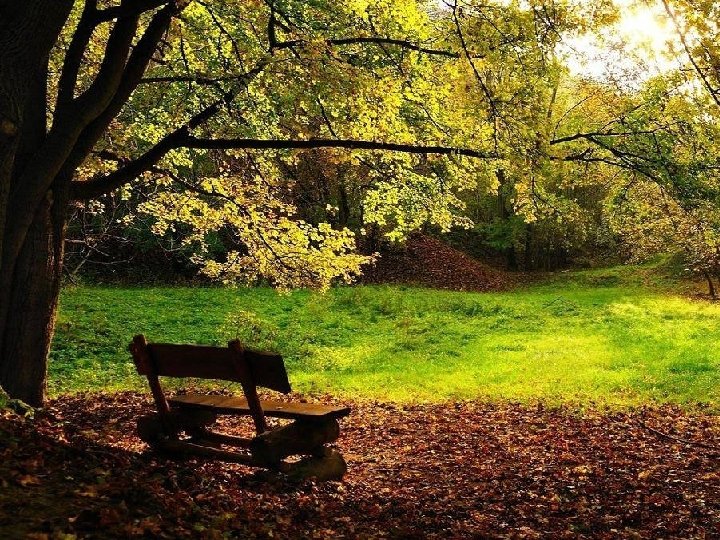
[284,448,347,481]
[138,412,347,480]
[137,410,218,446]
[249,418,340,466]
[137,414,167,447]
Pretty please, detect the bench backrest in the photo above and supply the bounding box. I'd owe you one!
[137,343,291,393]
[129,334,291,434]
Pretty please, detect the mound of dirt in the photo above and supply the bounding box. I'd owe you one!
[361,234,514,291]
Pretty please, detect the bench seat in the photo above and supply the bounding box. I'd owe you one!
[169,393,351,421]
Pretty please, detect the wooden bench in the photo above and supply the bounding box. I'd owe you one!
[129,335,350,480]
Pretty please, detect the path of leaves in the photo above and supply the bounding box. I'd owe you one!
[1,392,719,539]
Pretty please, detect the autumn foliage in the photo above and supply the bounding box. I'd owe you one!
[2,393,719,538]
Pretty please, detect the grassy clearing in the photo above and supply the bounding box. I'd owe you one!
[51,265,720,407]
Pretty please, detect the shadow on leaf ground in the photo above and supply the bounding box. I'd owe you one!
[1,392,719,539]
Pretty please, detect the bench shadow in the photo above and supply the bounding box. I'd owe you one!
[0,394,322,538]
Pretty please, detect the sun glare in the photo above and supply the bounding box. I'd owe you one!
[616,3,672,51]
[564,0,680,83]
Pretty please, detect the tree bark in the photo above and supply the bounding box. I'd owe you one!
[0,1,73,404]
[496,169,517,270]
[702,270,717,299]
[0,1,175,404]
[0,187,67,406]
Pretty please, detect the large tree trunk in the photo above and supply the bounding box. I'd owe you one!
[0,1,73,404]
[0,192,66,405]
[0,1,193,405]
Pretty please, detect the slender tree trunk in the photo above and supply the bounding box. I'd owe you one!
[702,270,717,299]
[337,181,351,228]
[523,224,532,271]
[496,169,518,270]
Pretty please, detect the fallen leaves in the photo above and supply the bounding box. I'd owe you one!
[0,393,719,538]
[16,475,42,488]
[361,234,514,291]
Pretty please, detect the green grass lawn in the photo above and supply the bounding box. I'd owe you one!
[51,265,720,407]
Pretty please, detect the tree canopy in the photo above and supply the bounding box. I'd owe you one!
[1,0,720,403]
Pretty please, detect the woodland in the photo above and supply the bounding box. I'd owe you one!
[1,0,720,538]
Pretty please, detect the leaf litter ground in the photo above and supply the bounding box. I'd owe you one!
[1,392,719,539]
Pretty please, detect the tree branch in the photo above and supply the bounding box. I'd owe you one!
[549,143,661,182]
[661,0,720,109]
[60,2,180,181]
[69,89,237,200]
[56,0,98,108]
[272,36,458,58]
[449,0,500,152]
[72,135,496,200]
[69,3,141,123]
[550,130,664,145]
[139,73,259,85]
[183,137,494,158]
[96,0,174,22]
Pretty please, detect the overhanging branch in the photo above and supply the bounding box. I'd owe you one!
[550,130,665,145]
[183,137,495,158]
[69,93,231,200]
[272,36,458,58]
[71,135,496,200]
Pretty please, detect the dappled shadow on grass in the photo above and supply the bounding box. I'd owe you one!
[51,283,720,404]
[2,392,719,538]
